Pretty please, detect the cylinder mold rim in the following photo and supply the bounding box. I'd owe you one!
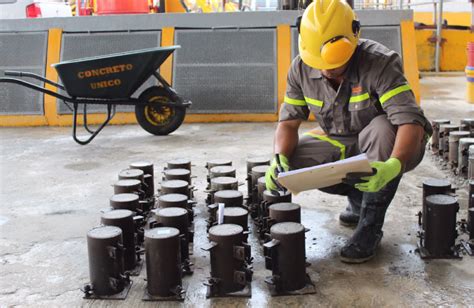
[270,222,305,235]
[114,179,141,187]
[207,159,232,166]
[210,166,236,173]
[422,178,451,188]
[159,193,188,203]
[168,158,191,165]
[165,168,191,176]
[425,194,458,205]
[145,227,180,239]
[459,138,474,144]
[130,161,153,168]
[88,225,122,239]
[224,207,248,216]
[110,193,140,203]
[269,202,299,211]
[211,177,238,185]
[247,156,270,164]
[209,224,243,237]
[119,168,144,178]
[157,207,188,217]
[252,165,269,173]
[101,209,134,220]
[162,180,189,188]
[214,190,243,199]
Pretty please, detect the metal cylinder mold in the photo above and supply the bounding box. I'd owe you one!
[204,224,252,297]
[144,227,184,301]
[259,190,292,220]
[264,222,313,294]
[458,138,474,178]
[448,131,471,167]
[155,207,192,274]
[469,181,474,208]
[164,168,192,185]
[110,193,140,212]
[119,168,145,182]
[209,166,236,180]
[223,207,249,231]
[421,178,454,228]
[214,190,244,208]
[269,202,301,224]
[114,179,142,195]
[167,159,191,171]
[101,210,137,272]
[129,161,154,199]
[160,180,191,198]
[84,226,130,299]
[469,145,474,180]
[257,177,267,206]
[206,158,232,170]
[207,177,239,204]
[246,157,271,203]
[439,124,460,158]
[248,165,270,217]
[158,193,194,237]
[422,194,459,258]
[460,118,474,134]
[431,119,450,154]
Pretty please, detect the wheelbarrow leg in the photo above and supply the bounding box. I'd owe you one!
[82,104,116,135]
[72,103,115,145]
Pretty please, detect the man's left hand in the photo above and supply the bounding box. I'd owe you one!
[355,157,402,192]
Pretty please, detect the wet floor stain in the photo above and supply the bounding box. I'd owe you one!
[63,162,101,171]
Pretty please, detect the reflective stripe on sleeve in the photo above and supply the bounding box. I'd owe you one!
[284,96,306,106]
[349,92,370,103]
[380,84,412,105]
[303,132,346,160]
[304,97,324,107]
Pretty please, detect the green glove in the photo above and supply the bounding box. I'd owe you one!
[265,154,290,191]
[355,157,402,193]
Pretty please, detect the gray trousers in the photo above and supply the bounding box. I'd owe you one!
[289,115,426,196]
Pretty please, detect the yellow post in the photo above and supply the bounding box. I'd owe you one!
[160,27,175,85]
[400,20,421,104]
[277,24,292,115]
[44,28,63,125]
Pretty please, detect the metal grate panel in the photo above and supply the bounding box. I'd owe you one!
[173,29,277,114]
[58,31,161,114]
[0,32,48,115]
[291,26,402,59]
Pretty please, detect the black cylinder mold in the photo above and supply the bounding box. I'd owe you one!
[257,177,267,206]
[223,207,249,231]
[210,166,236,180]
[83,226,131,299]
[460,118,474,133]
[214,190,244,208]
[422,194,459,258]
[448,131,470,168]
[114,179,142,195]
[439,124,460,158]
[144,227,185,301]
[203,224,252,298]
[469,181,474,209]
[468,208,474,240]
[421,178,454,229]
[118,168,145,182]
[129,161,154,199]
[258,190,292,223]
[207,177,239,204]
[160,180,191,198]
[458,138,474,178]
[246,157,271,204]
[155,207,192,274]
[167,159,191,171]
[164,168,192,185]
[206,159,232,171]
[110,193,140,212]
[101,210,137,272]
[263,222,314,295]
[431,119,450,154]
[468,145,474,180]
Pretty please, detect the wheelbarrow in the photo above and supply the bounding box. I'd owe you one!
[0,46,191,145]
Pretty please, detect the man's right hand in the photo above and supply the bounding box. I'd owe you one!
[265,154,290,191]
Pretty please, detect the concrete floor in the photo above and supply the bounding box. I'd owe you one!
[1,76,473,307]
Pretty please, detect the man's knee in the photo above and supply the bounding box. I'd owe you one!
[358,115,397,162]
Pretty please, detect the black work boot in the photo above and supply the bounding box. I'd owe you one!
[340,177,402,264]
[339,189,362,227]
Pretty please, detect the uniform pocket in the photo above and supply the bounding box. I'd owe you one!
[348,99,379,132]
[306,99,328,132]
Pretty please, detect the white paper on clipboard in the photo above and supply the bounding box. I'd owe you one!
[277,154,372,195]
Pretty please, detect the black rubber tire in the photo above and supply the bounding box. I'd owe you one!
[135,86,186,136]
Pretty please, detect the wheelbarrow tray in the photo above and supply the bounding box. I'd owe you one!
[52,46,179,99]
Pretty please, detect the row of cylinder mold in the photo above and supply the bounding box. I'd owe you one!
[430,118,474,180]
[417,178,474,259]
[84,159,196,301]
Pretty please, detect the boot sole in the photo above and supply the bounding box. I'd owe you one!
[339,220,358,228]
[340,253,375,264]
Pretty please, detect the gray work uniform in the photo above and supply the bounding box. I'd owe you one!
[280,39,432,175]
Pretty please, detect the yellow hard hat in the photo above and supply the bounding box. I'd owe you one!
[298,0,360,70]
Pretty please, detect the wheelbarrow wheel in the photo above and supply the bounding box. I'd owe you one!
[135,86,186,136]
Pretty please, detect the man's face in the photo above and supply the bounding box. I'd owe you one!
[320,62,349,80]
